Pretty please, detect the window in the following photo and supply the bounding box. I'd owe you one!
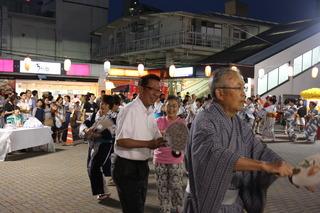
[293,55,302,75]
[278,63,289,84]
[258,74,268,95]
[312,46,320,65]
[267,68,279,90]
[302,50,312,71]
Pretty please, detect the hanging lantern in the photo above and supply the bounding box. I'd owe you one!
[138,63,144,75]
[258,68,265,79]
[312,67,319,78]
[104,60,111,75]
[24,57,32,71]
[287,65,293,77]
[230,66,238,71]
[204,65,211,77]
[169,64,176,77]
[64,59,72,72]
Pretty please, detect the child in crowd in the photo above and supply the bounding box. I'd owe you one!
[6,106,24,127]
[32,99,45,123]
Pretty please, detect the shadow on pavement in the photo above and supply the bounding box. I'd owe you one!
[98,197,121,208]
[5,148,65,161]
[144,204,160,212]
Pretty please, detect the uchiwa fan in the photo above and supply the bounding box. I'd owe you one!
[164,122,189,157]
[289,153,320,187]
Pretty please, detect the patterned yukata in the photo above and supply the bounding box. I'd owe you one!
[283,105,297,141]
[183,102,282,213]
[304,109,319,143]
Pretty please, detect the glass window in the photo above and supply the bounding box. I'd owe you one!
[302,50,312,71]
[294,55,302,75]
[278,63,289,84]
[312,46,320,65]
[267,68,279,90]
[258,74,268,95]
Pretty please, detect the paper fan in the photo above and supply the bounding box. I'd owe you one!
[164,122,189,157]
[290,153,320,187]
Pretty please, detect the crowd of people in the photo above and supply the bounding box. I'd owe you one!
[1,68,319,213]
[239,94,320,143]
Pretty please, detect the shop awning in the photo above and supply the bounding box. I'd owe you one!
[112,84,130,92]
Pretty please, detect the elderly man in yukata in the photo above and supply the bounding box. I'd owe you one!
[183,67,293,213]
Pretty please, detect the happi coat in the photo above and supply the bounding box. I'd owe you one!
[183,102,283,213]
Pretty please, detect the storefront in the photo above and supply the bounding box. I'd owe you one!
[0,58,99,98]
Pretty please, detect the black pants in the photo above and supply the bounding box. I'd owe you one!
[111,155,149,213]
[87,143,112,195]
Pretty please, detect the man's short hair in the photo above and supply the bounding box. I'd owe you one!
[139,74,161,87]
[209,67,241,100]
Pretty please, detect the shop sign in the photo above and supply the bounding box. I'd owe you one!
[66,64,91,76]
[174,67,194,77]
[109,68,148,77]
[0,59,14,72]
[20,61,61,75]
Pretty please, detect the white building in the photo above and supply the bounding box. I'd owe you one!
[201,19,320,99]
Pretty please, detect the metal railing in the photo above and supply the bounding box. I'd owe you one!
[94,31,244,58]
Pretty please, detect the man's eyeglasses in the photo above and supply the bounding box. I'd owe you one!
[216,86,247,92]
[143,86,162,93]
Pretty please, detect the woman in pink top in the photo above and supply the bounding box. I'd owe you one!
[154,95,186,213]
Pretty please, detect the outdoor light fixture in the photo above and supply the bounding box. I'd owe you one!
[258,68,265,79]
[138,63,144,75]
[64,59,72,72]
[24,56,32,71]
[104,60,111,75]
[287,65,294,77]
[169,65,176,77]
[205,65,211,77]
[312,66,318,78]
[231,66,238,71]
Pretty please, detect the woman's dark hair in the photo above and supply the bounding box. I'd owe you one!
[139,74,160,87]
[64,95,71,102]
[56,96,63,103]
[113,95,121,105]
[37,99,45,109]
[101,95,115,109]
[13,106,20,111]
[166,95,180,105]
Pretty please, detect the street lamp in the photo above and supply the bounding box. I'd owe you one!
[64,59,72,72]
[169,64,176,77]
[104,60,111,76]
[258,68,265,79]
[205,65,211,77]
[24,56,32,71]
[312,66,318,78]
[138,63,144,76]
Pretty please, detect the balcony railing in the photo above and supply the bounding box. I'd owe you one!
[94,31,244,58]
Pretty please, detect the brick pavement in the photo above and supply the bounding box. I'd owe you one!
[1,136,320,212]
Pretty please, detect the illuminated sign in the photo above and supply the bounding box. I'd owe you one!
[66,64,90,76]
[108,68,148,77]
[0,59,14,72]
[20,61,61,75]
[174,67,194,77]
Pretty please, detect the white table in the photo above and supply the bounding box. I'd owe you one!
[0,126,55,161]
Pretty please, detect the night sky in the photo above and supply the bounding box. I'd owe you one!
[109,0,320,23]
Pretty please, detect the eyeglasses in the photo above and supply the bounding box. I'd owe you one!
[143,86,162,93]
[216,86,247,92]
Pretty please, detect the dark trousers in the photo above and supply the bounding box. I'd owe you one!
[111,155,149,213]
[87,142,112,195]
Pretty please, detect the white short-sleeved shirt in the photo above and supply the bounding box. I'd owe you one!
[114,96,161,160]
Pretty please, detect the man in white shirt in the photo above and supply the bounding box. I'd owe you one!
[112,74,165,213]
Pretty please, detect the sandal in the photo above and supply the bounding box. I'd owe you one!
[96,193,111,200]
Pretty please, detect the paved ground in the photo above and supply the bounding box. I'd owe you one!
[1,133,320,212]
